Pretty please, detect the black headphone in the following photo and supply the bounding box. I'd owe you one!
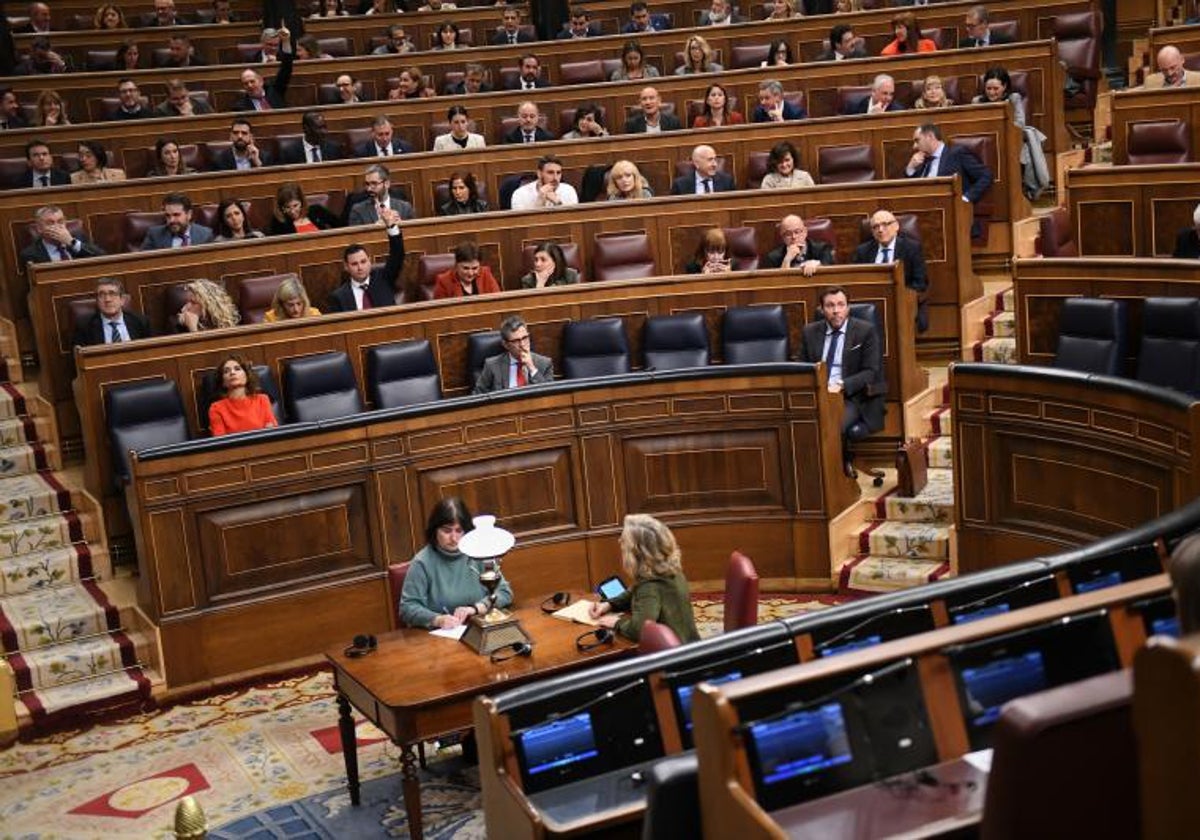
[490,641,534,663]
[344,634,377,658]
[540,592,571,613]
[576,627,614,652]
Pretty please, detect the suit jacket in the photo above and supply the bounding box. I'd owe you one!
[501,125,557,144]
[503,76,549,91]
[107,105,155,120]
[491,29,535,45]
[353,138,414,157]
[854,235,928,331]
[445,80,493,95]
[698,11,744,24]
[800,315,885,431]
[959,31,1014,48]
[433,266,502,299]
[670,171,735,195]
[326,229,406,312]
[72,310,152,347]
[750,101,807,122]
[153,97,214,117]
[27,168,71,187]
[1175,228,1200,259]
[844,97,907,115]
[908,143,993,204]
[623,112,683,133]
[621,19,670,33]
[347,196,416,224]
[230,51,294,111]
[279,139,343,164]
[473,351,553,393]
[1144,69,1200,89]
[20,234,105,265]
[142,222,215,250]
[556,25,600,38]
[763,240,834,269]
[815,45,868,61]
[211,147,274,171]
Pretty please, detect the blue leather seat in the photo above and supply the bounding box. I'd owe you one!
[467,330,504,384]
[282,351,364,422]
[642,753,701,840]
[643,313,709,371]
[1053,297,1127,376]
[366,339,442,408]
[106,379,189,482]
[722,305,788,364]
[1136,297,1200,396]
[561,318,631,378]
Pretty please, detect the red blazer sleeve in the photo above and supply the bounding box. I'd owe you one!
[432,270,460,299]
[209,402,229,436]
[479,267,502,294]
[253,394,276,429]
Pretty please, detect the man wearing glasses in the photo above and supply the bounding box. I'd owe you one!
[72,277,151,346]
[854,210,929,332]
[474,314,554,393]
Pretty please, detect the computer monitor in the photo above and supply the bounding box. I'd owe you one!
[1066,543,1162,595]
[944,572,1059,625]
[811,605,936,659]
[516,712,600,779]
[1131,594,1180,639]
[744,703,857,811]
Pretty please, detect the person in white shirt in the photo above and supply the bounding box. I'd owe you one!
[510,155,579,210]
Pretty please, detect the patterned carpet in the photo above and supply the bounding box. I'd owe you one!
[0,594,846,838]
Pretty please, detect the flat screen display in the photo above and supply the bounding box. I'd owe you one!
[959,651,1048,728]
[1132,594,1180,639]
[1152,616,1181,637]
[1073,570,1122,594]
[674,671,742,732]
[519,713,599,777]
[747,703,853,785]
[596,576,627,601]
[944,573,1059,624]
[818,634,883,658]
[952,602,1011,625]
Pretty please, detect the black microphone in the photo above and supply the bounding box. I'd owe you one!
[813,605,931,654]
[660,641,795,682]
[509,676,648,738]
[946,573,1057,618]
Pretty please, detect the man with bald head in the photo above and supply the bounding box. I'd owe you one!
[843,74,905,115]
[231,25,293,111]
[854,209,929,332]
[671,144,735,194]
[763,215,833,275]
[1144,45,1200,89]
[624,87,682,133]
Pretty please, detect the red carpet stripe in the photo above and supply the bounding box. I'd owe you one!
[39,470,73,512]
[857,521,883,555]
[0,383,26,417]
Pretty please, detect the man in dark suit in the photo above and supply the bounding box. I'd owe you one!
[671,144,735,195]
[751,79,807,122]
[623,86,682,133]
[1174,204,1200,258]
[816,24,867,61]
[154,79,214,117]
[108,79,154,120]
[231,26,293,111]
[345,164,416,224]
[844,74,906,115]
[557,7,599,38]
[504,55,548,91]
[24,139,69,188]
[474,314,554,394]
[854,209,929,332]
[0,88,30,129]
[502,102,557,144]
[698,0,743,25]
[445,63,492,96]
[142,193,215,250]
[326,221,406,312]
[959,5,1014,48]
[763,215,834,275]
[16,2,51,33]
[492,7,534,45]
[353,115,414,157]
[163,34,208,67]
[72,278,152,347]
[151,0,189,26]
[622,1,670,33]
[210,118,272,170]
[905,123,994,239]
[799,285,885,477]
[280,110,342,164]
[20,205,106,266]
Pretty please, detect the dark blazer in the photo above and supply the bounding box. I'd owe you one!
[326,229,406,312]
[153,98,214,117]
[72,310,152,347]
[446,80,493,95]
[854,234,928,331]
[1175,228,1200,259]
[800,316,885,432]
[623,112,682,133]
[346,196,416,224]
[501,125,557,144]
[503,76,549,91]
[20,234,105,265]
[473,351,553,393]
[1,113,30,129]
[279,139,343,164]
[670,171,735,195]
[908,143,993,204]
[210,147,274,170]
[698,11,744,24]
[843,97,907,115]
[27,168,71,187]
[353,138,414,157]
[107,105,155,120]
[621,18,671,33]
[556,24,600,38]
[815,45,868,61]
[763,240,834,269]
[959,31,1014,48]
[230,51,294,111]
[491,29,535,45]
[751,101,807,122]
[268,204,341,235]
[142,222,215,250]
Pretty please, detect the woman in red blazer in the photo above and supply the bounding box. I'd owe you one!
[433,242,503,299]
[691,83,745,128]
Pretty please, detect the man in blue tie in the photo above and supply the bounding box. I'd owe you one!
[72,277,152,347]
[853,210,929,332]
[800,285,884,478]
[20,205,106,266]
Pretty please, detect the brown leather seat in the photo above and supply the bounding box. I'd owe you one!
[922,26,950,51]
[275,134,304,165]
[237,273,296,324]
[0,158,29,190]
[951,134,998,232]
[592,232,655,283]
[560,60,606,85]
[731,43,769,69]
[318,37,351,58]
[123,212,163,252]
[89,97,124,122]
[1127,119,1191,165]
[745,151,771,189]
[836,85,873,115]
[638,620,681,653]
[1055,10,1103,109]
[805,217,835,251]
[817,144,877,184]
[432,180,491,209]
[520,242,582,276]
[600,58,624,78]
[724,551,759,631]
[85,49,117,71]
[1038,207,1078,257]
[150,47,173,69]
[414,253,455,302]
[989,19,1019,41]
[723,227,759,271]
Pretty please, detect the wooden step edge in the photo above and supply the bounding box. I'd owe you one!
[903,383,948,442]
[959,291,997,362]
[827,499,878,589]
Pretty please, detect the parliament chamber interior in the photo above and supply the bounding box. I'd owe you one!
[2,0,1200,835]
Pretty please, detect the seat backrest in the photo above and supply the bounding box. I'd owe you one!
[989,19,1019,41]
[805,217,835,250]
[723,304,788,364]
[731,43,769,69]
[724,550,759,631]
[318,36,351,57]
[642,753,701,840]
[282,351,364,422]
[499,172,536,210]
[414,253,456,302]
[638,620,682,654]
[723,226,759,271]
[560,59,606,85]
[593,232,656,283]
[389,561,412,626]
[106,379,189,482]
[744,151,771,189]
[237,273,294,324]
[643,312,709,371]
[468,330,505,383]
[198,364,282,432]
[86,49,117,71]
[1136,297,1200,396]
[836,85,873,114]
[365,339,442,409]
[817,143,876,184]
[950,134,998,218]
[982,670,1137,840]
[1053,297,1127,376]
[1055,10,1103,107]
[1127,119,1191,165]
[123,211,162,252]
[561,318,631,379]
[1037,206,1077,257]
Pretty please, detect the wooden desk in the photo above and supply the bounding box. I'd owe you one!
[326,597,634,840]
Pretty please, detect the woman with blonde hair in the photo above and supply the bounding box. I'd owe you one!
[915,74,954,109]
[176,279,239,332]
[34,90,69,127]
[588,514,699,643]
[606,160,653,200]
[265,277,320,322]
[676,35,722,75]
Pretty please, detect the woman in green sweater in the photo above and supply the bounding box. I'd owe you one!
[400,498,514,629]
[589,514,700,644]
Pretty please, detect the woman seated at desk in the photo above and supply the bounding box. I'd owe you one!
[589,514,700,643]
[208,353,278,436]
[401,498,514,630]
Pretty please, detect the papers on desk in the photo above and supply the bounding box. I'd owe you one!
[551,599,602,626]
[963,748,993,773]
[430,624,468,641]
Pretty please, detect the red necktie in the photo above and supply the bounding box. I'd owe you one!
[357,284,372,309]
[516,364,527,386]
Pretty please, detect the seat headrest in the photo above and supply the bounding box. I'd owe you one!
[368,339,438,379]
[724,305,787,340]
[107,380,185,427]
[644,313,708,350]
[1059,298,1125,339]
[1143,297,1200,339]
[562,318,629,356]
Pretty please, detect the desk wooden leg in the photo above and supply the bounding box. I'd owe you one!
[401,743,423,840]
[337,694,361,806]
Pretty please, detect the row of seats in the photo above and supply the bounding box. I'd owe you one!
[104,305,830,479]
[1053,296,1200,396]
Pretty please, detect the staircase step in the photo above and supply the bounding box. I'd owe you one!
[0,383,30,420]
[927,407,952,437]
[0,543,95,595]
[0,580,119,653]
[857,520,951,560]
[8,630,139,692]
[876,468,955,524]
[838,556,951,594]
[0,443,52,480]
[0,471,74,524]
[986,310,1016,338]
[18,665,153,723]
[972,337,1017,364]
[0,416,41,447]
[995,287,1015,312]
[0,512,87,560]
[928,436,953,469]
